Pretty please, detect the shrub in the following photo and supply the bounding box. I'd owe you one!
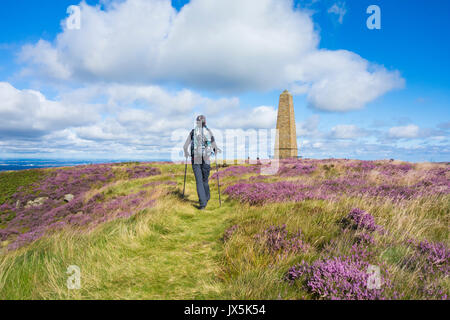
[343,208,380,232]
[286,244,393,300]
[405,239,450,276]
[255,225,308,254]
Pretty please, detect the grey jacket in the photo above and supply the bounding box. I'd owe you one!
[183,127,219,165]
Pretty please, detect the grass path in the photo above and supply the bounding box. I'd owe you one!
[133,175,235,299]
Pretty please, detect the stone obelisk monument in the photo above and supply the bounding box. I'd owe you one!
[274,90,298,159]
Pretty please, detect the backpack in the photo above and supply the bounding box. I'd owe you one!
[190,127,214,157]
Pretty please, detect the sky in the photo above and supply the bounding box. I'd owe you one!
[0,0,449,162]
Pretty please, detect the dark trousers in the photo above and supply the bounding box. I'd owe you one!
[192,160,211,207]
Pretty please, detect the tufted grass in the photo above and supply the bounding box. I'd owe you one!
[0,160,448,299]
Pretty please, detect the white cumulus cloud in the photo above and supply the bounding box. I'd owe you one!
[0,82,100,138]
[0,81,278,158]
[288,50,404,111]
[331,124,367,139]
[388,124,420,139]
[18,0,404,112]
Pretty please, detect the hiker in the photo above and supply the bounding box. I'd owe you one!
[183,115,221,210]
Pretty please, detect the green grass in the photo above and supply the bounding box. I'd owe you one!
[0,162,448,299]
[0,169,48,205]
[0,169,50,229]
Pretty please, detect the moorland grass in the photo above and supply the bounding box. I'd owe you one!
[0,161,448,299]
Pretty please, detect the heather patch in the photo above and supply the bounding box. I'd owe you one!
[341,208,381,232]
[248,175,269,182]
[405,239,450,276]
[378,163,414,176]
[402,239,450,299]
[211,160,316,179]
[211,165,261,179]
[419,280,448,300]
[224,181,328,205]
[344,160,413,176]
[359,184,416,200]
[12,164,117,204]
[0,163,167,249]
[126,165,161,179]
[412,168,450,194]
[222,160,449,205]
[223,224,239,242]
[5,189,160,250]
[254,225,309,254]
[277,162,316,177]
[354,232,376,245]
[286,251,394,300]
[344,160,378,172]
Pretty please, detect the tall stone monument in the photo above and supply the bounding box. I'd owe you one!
[274,90,298,159]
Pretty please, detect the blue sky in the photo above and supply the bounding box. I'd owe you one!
[0,0,448,162]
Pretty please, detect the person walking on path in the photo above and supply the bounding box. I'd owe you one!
[183,115,221,210]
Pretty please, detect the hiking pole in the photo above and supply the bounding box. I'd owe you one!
[182,156,188,198]
[215,152,222,207]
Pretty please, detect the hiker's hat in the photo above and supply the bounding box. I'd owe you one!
[196,115,206,127]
